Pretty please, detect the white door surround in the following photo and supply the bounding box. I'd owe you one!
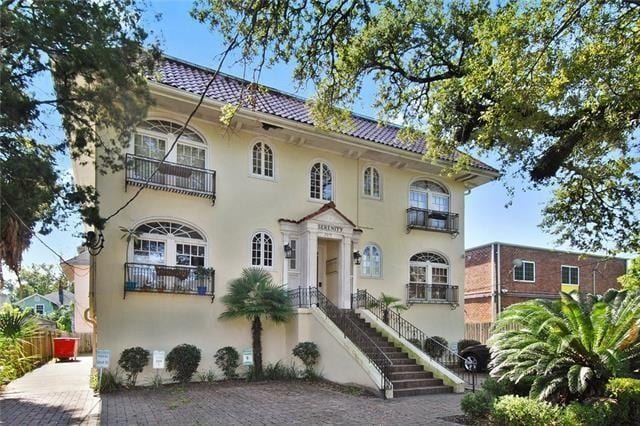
[279,203,362,309]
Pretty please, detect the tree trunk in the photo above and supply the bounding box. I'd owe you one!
[251,316,263,377]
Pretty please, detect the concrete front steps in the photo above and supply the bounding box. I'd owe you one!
[346,311,452,397]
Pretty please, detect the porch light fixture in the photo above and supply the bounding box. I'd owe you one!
[284,243,293,259]
[353,251,362,265]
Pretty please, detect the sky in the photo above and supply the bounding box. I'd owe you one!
[18,0,630,269]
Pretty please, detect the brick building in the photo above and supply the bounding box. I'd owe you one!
[464,242,628,324]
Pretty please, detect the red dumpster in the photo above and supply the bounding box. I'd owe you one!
[53,337,79,361]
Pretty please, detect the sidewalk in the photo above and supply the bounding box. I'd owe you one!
[0,356,99,425]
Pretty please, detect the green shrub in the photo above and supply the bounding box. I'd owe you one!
[90,368,123,393]
[457,339,481,353]
[481,378,510,398]
[606,378,640,422]
[261,361,298,380]
[166,344,201,383]
[492,395,559,426]
[0,305,36,339]
[214,346,240,379]
[461,389,493,419]
[118,347,149,386]
[424,336,448,358]
[559,401,614,426]
[292,342,320,376]
[198,369,216,383]
[407,338,422,350]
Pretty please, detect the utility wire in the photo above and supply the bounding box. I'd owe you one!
[102,34,240,224]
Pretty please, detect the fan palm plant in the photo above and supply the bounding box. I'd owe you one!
[219,268,293,377]
[489,289,640,403]
[373,292,408,323]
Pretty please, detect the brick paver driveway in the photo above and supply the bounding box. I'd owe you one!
[100,381,464,425]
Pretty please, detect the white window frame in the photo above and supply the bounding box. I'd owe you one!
[288,239,298,271]
[363,166,382,200]
[361,243,382,278]
[561,265,580,286]
[308,160,334,203]
[250,231,275,269]
[249,140,275,181]
[35,304,45,315]
[408,252,451,301]
[408,178,450,212]
[132,120,208,168]
[514,260,536,282]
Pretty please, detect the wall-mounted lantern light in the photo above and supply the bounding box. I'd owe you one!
[353,251,362,265]
[284,243,293,259]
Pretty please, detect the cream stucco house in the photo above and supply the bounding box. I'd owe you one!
[74,56,498,397]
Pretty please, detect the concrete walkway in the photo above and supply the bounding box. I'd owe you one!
[0,356,99,425]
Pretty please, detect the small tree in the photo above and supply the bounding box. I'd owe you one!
[219,268,294,377]
[118,347,149,386]
[292,342,320,377]
[376,292,408,324]
[166,344,201,383]
[618,257,640,291]
[214,346,240,379]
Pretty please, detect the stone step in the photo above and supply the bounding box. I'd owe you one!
[390,357,415,365]
[389,371,434,381]
[385,351,409,359]
[389,364,424,373]
[393,385,453,397]
[392,378,444,389]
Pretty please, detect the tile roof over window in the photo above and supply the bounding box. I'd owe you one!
[154,56,497,173]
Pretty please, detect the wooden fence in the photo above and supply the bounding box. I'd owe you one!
[21,330,93,365]
[464,322,494,344]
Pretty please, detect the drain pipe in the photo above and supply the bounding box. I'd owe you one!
[490,243,495,323]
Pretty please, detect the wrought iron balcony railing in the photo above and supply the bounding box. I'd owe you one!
[406,283,459,305]
[125,154,216,203]
[124,263,215,301]
[406,207,459,234]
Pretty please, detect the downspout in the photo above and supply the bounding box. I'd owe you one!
[497,243,502,315]
[85,252,98,363]
[490,244,495,323]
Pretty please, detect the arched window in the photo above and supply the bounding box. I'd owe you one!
[361,244,382,278]
[408,252,449,301]
[132,220,206,267]
[310,162,333,201]
[251,232,273,267]
[251,141,274,178]
[409,179,450,229]
[363,166,381,199]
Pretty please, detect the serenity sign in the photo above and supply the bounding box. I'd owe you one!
[318,224,343,233]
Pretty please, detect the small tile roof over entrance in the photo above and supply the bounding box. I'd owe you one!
[279,202,361,231]
[154,56,497,174]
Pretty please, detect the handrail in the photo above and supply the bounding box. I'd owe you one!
[352,289,476,391]
[289,287,393,395]
[124,262,215,302]
[406,207,459,233]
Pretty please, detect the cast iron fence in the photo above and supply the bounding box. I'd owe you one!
[288,287,393,395]
[125,154,216,203]
[352,289,477,390]
[124,263,215,301]
[406,207,459,233]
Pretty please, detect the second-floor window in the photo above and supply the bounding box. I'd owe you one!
[251,232,273,267]
[251,141,274,178]
[310,162,333,201]
[361,244,382,278]
[408,252,450,300]
[409,180,450,229]
[561,266,579,285]
[514,260,535,282]
[135,120,207,164]
[363,166,381,199]
[131,220,207,267]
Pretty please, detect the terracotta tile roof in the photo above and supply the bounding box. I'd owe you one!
[154,56,498,173]
[279,202,361,231]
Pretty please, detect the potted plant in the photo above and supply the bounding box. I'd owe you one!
[194,266,213,295]
[377,292,408,324]
[121,226,143,291]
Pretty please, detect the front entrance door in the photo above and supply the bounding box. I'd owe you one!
[318,238,340,305]
[317,244,326,290]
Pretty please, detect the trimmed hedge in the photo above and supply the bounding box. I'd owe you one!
[606,377,640,422]
[457,339,481,353]
[166,344,201,383]
[492,395,559,426]
[424,336,448,358]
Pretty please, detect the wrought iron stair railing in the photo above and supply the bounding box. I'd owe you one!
[289,287,393,395]
[352,289,477,390]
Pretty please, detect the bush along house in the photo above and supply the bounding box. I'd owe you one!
[464,242,628,325]
[73,56,499,397]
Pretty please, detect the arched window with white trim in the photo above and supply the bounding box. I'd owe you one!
[409,179,450,229]
[361,244,382,278]
[363,166,381,199]
[310,162,333,201]
[251,141,274,178]
[408,252,450,301]
[251,232,273,267]
[132,221,206,267]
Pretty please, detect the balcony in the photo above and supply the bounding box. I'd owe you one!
[124,263,215,301]
[406,208,459,234]
[406,283,459,305]
[125,154,216,204]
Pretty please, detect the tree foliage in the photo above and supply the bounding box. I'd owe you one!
[6,264,72,302]
[489,290,640,403]
[193,0,640,253]
[618,257,640,291]
[0,0,158,280]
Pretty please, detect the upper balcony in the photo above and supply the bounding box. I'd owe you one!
[125,154,216,204]
[406,207,459,235]
[124,263,215,301]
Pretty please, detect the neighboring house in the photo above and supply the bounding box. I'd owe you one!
[465,242,628,324]
[14,290,73,316]
[72,56,498,393]
[61,247,92,333]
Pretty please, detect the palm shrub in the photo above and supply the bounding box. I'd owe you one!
[374,292,407,324]
[0,304,36,339]
[220,268,293,377]
[489,289,640,403]
[0,305,37,382]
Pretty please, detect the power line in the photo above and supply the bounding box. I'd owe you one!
[102,33,240,224]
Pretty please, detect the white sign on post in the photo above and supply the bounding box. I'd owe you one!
[96,349,110,369]
[153,351,165,369]
[242,348,253,366]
